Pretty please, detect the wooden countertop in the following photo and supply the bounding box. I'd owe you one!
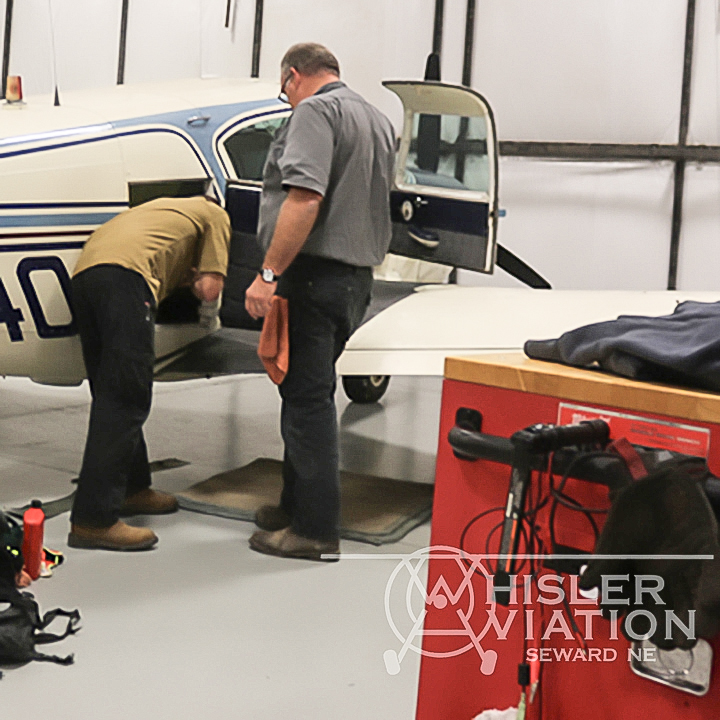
[444,353,720,425]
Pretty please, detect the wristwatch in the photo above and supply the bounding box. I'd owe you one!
[260,267,279,283]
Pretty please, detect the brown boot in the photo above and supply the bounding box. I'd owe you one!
[120,488,179,516]
[68,521,158,551]
[249,527,339,562]
[255,504,291,531]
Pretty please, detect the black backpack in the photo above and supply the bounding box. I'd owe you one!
[0,585,80,670]
[0,509,80,674]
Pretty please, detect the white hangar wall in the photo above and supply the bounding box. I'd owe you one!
[451,0,720,291]
[0,0,718,292]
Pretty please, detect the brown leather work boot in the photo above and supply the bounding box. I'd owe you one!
[120,488,179,516]
[249,527,339,562]
[68,521,158,551]
[254,504,291,531]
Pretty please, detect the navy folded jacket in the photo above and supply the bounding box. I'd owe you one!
[524,300,720,392]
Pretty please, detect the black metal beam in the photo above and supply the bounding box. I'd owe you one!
[668,0,696,290]
[117,0,130,84]
[432,0,445,55]
[462,0,476,87]
[499,141,720,163]
[2,0,14,98]
[678,0,695,148]
[455,1,477,182]
[250,0,264,78]
[669,159,686,288]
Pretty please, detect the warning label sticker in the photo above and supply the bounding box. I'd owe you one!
[557,403,710,458]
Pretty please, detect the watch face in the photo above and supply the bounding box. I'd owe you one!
[262,268,275,282]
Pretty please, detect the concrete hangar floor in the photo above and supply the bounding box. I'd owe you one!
[0,371,440,719]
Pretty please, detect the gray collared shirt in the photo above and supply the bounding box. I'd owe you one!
[257,81,395,267]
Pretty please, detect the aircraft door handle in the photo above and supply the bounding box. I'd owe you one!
[400,197,429,222]
[407,225,439,249]
[187,115,211,127]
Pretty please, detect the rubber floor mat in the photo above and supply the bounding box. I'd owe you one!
[177,458,433,546]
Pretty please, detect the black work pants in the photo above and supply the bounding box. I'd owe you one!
[276,255,372,542]
[70,265,156,528]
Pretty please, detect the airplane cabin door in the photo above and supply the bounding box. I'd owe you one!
[383,81,499,273]
[215,109,290,329]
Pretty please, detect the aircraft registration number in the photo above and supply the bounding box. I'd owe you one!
[0,256,75,342]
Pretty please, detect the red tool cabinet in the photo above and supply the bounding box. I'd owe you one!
[416,353,720,720]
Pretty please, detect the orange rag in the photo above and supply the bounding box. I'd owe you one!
[257,296,289,384]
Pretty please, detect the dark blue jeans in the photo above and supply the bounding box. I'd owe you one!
[70,265,156,528]
[276,255,373,542]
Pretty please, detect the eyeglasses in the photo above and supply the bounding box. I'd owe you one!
[278,70,293,104]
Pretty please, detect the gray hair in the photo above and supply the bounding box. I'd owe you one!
[281,43,340,78]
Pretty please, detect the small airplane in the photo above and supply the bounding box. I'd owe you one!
[1,76,718,401]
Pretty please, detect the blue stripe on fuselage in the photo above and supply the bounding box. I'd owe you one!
[0,202,127,210]
[0,126,212,181]
[0,241,86,253]
[0,213,118,227]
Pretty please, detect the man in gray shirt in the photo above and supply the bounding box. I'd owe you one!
[245,43,395,561]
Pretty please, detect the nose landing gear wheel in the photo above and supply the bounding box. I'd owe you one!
[341,375,390,403]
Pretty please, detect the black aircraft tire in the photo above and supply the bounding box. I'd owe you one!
[341,375,390,404]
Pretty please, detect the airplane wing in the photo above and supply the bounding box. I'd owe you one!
[155,284,720,382]
[154,279,421,381]
[335,286,720,377]
[154,327,263,381]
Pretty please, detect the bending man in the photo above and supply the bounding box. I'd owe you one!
[69,195,230,551]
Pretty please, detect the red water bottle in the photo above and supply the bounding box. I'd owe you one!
[22,500,44,580]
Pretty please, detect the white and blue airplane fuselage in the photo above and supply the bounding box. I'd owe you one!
[2,77,720,394]
[0,78,285,383]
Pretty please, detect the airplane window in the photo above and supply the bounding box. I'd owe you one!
[129,178,210,207]
[405,112,489,193]
[223,117,287,182]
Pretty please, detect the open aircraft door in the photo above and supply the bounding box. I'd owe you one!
[383,81,499,274]
[216,108,290,330]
